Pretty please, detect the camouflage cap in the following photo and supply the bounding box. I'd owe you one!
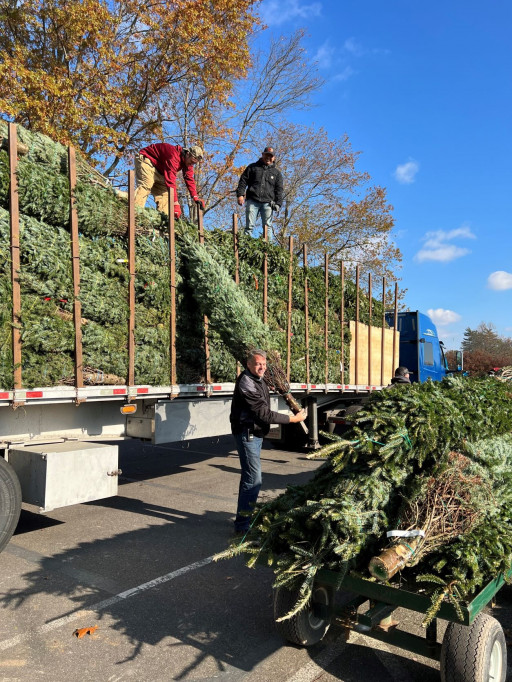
[186,145,204,161]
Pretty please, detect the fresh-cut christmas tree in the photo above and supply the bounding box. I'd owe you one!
[215,376,512,623]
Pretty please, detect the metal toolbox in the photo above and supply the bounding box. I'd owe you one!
[8,441,119,512]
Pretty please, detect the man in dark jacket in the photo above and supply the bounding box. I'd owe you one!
[390,366,411,385]
[134,143,204,218]
[230,349,306,533]
[236,146,284,233]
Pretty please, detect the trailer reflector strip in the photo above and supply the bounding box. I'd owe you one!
[0,392,9,399]
[26,391,43,398]
[113,388,126,395]
[137,388,149,394]
[196,386,205,391]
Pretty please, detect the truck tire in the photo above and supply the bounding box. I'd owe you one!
[440,612,506,682]
[273,583,333,646]
[0,456,22,553]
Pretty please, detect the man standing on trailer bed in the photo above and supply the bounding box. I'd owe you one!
[236,146,284,233]
[134,142,205,218]
[230,349,306,534]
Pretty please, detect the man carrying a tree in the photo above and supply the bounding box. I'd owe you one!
[134,142,205,218]
[236,146,284,233]
[230,349,306,533]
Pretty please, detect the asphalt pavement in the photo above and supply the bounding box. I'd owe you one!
[1,436,511,681]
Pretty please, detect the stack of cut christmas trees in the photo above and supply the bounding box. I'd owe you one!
[218,376,512,624]
[0,122,376,389]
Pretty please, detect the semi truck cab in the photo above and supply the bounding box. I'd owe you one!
[386,311,462,383]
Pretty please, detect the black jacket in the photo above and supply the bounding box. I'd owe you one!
[390,376,411,386]
[230,369,290,437]
[236,160,284,206]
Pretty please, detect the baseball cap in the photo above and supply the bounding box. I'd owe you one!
[187,145,204,161]
[262,146,275,156]
[395,366,410,377]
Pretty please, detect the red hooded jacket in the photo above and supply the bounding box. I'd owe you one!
[139,143,198,197]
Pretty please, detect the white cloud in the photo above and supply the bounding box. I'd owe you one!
[423,226,475,246]
[314,41,335,69]
[343,37,365,56]
[415,245,470,263]
[333,66,355,82]
[487,271,512,290]
[394,160,419,184]
[260,0,322,26]
[414,225,475,263]
[427,308,462,326]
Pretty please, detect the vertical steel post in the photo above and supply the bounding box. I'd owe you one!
[127,170,136,391]
[355,264,360,386]
[8,123,22,397]
[169,188,177,389]
[381,277,386,386]
[306,395,320,450]
[198,207,211,384]
[324,253,329,387]
[368,273,372,387]
[303,245,310,388]
[263,223,268,324]
[286,236,293,382]
[68,147,83,392]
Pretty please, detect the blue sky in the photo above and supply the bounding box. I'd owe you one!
[257,0,512,350]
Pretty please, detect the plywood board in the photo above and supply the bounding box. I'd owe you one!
[349,321,400,386]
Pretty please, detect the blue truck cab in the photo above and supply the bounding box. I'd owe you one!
[385,311,458,383]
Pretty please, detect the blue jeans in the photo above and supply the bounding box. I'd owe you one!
[233,432,263,531]
[245,200,273,233]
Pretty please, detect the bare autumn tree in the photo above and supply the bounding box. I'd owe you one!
[158,30,323,217]
[267,123,399,278]
[161,30,400,281]
[0,0,260,170]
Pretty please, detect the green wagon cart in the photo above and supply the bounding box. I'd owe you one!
[273,568,508,682]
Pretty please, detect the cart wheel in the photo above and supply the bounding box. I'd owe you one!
[440,612,506,682]
[273,584,333,646]
[0,457,22,554]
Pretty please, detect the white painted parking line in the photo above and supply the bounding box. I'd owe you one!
[0,554,215,651]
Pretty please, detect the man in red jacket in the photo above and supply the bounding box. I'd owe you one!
[134,143,205,218]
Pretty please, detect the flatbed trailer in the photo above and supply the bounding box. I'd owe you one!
[273,568,508,681]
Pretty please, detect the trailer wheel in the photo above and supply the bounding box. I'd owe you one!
[0,457,22,554]
[440,612,506,682]
[273,583,333,646]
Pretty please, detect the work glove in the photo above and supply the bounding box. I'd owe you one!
[193,196,205,210]
[270,201,280,213]
[173,202,182,219]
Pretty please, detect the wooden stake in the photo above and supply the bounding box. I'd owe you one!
[198,207,211,384]
[127,170,136,390]
[169,188,177,389]
[68,146,83,392]
[8,123,22,396]
[381,277,386,386]
[324,253,329,386]
[303,245,310,388]
[286,236,293,382]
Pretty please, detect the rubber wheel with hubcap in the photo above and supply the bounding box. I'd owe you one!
[0,457,22,554]
[273,583,334,646]
[440,612,506,682]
